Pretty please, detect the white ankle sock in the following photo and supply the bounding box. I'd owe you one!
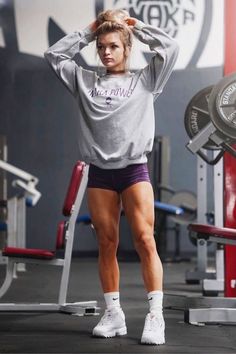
[147,290,163,315]
[104,292,120,310]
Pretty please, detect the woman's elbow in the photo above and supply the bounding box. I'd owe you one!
[171,38,179,54]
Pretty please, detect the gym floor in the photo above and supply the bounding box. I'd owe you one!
[0,257,235,354]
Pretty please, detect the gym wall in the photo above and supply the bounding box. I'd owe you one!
[0,1,224,255]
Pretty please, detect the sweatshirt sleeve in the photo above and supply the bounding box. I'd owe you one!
[133,20,179,95]
[44,27,95,95]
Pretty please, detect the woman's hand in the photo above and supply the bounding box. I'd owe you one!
[89,20,99,32]
[125,17,137,27]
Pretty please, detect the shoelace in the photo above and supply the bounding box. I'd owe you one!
[100,309,113,326]
[144,314,164,332]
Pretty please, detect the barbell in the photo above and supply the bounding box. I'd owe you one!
[185,72,236,164]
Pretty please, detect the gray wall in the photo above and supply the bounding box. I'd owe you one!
[0,1,223,256]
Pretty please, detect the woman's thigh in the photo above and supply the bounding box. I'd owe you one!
[121,182,155,238]
[87,188,121,242]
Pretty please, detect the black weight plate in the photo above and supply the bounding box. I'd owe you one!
[209,72,236,141]
[184,85,217,150]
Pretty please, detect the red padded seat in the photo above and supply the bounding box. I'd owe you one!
[2,247,54,259]
[188,223,236,241]
[2,221,67,260]
[63,161,85,216]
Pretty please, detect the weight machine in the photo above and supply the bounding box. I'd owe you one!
[185,74,236,294]
[184,86,225,291]
[166,72,236,324]
[186,223,236,324]
[0,161,99,316]
[0,158,41,273]
[186,73,236,163]
[0,159,41,207]
[0,134,42,276]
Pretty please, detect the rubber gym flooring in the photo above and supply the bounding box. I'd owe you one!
[0,257,235,354]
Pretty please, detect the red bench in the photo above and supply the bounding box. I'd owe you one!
[0,161,98,316]
[188,223,236,245]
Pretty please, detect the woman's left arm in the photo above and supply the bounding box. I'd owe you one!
[128,18,179,95]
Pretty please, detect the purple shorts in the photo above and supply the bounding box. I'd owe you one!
[87,163,151,193]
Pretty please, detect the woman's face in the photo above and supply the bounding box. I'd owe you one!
[97,32,129,73]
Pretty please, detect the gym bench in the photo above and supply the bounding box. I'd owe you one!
[0,161,99,316]
[185,223,236,325]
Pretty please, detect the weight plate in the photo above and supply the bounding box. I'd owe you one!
[184,86,217,150]
[209,72,236,141]
[168,190,197,225]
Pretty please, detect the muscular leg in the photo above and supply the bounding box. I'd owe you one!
[121,182,163,292]
[87,188,121,293]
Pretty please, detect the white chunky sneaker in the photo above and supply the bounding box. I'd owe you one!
[92,308,127,338]
[141,312,165,345]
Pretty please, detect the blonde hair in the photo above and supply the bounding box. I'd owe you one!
[95,9,133,58]
[96,9,129,25]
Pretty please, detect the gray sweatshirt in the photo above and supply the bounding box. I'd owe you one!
[44,20,179,169]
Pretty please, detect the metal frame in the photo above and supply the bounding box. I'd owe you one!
[0,164,99,316]
[165,231,236,325]
[186,122,217,154]
[0,153,41,266]
[185,156,209,283]
[185,234,236,325]
[186,308,236,325]
[186,152,225,291]
[0,159,41,206]
[6,196,26,273]
[0,136,7,255]
[202,151,224,293]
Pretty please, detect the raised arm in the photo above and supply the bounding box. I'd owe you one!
[126,17,179,95]
[44,23,97,95]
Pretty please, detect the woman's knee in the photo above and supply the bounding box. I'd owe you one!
[96,227,119,254]
[134,231,156,256]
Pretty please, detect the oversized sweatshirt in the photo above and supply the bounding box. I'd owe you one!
[44,20,179,169]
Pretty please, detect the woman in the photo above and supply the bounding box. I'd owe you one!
[44,9,179,345]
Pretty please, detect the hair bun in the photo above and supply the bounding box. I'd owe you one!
[97,9,129,26]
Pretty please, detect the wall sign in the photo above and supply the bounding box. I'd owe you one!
[0,0,224,70]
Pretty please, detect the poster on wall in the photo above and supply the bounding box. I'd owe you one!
[0,0,224,71]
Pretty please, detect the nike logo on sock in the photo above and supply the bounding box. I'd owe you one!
[148,297,153,301]
[113,297,119,301]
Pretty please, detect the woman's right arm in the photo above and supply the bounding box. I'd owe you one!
[44,23,96,95]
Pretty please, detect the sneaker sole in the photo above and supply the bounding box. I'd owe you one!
[141,337,165,345]
[92,326,127,338]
